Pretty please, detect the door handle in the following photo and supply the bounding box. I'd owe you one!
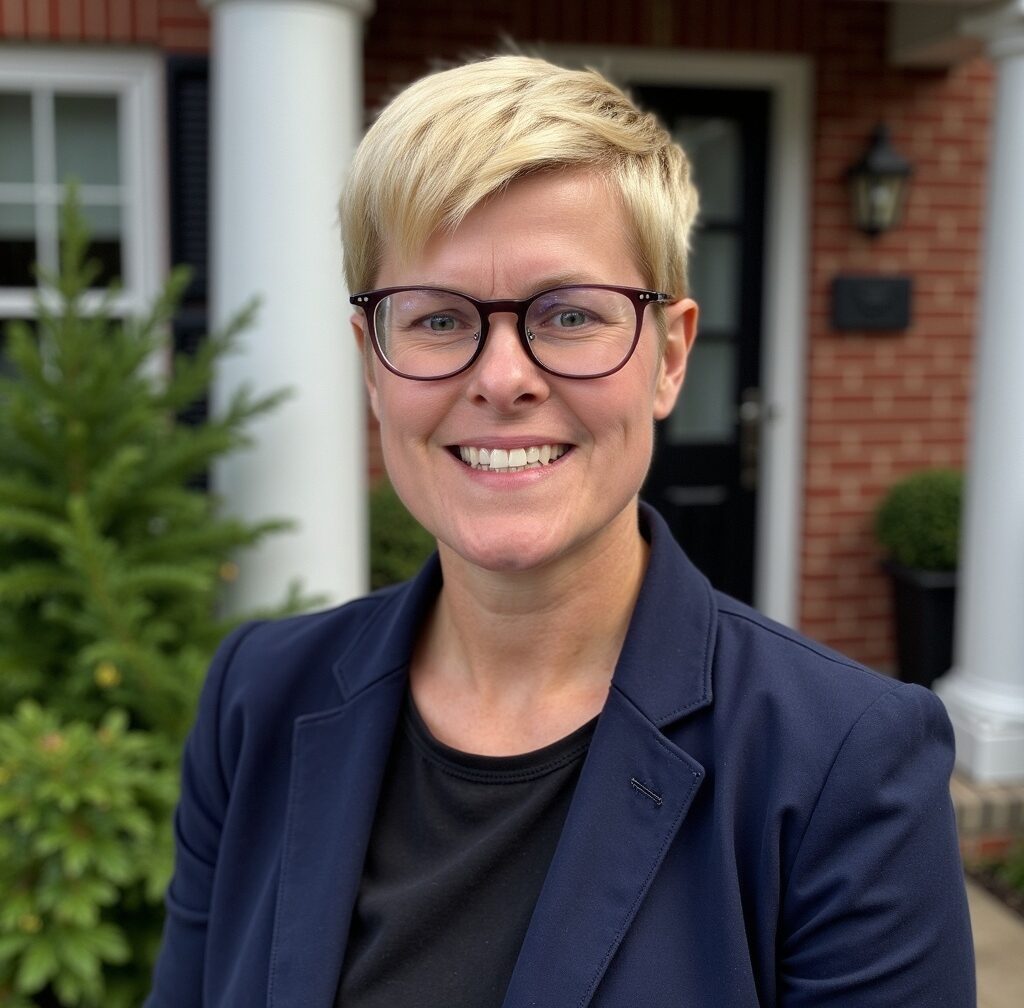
[738,387,762,491]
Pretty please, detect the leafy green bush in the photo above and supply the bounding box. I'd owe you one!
[874,468,962,571]
[0,703,176,1008]
[369,480,435,589]
[0,190,295,1005]
[996,842,1024,894]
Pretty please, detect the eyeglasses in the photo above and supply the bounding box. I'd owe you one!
[350,284,674,381]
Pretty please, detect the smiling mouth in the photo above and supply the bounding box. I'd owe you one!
[454,444,569,473]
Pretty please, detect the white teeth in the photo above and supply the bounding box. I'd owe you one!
[456,443,569,472]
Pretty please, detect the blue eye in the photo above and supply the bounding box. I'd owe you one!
[427,314,457,331]
[556,309,590,328]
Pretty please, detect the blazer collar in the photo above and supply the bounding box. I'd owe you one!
[330,549,443,699]
[613,501,716,727]
[330,501,716,729]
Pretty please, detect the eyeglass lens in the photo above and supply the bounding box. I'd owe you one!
[373,287,639,379]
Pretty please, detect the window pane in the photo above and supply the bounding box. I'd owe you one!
[59,202,122,286]
[664,340,736,444]
[689,230,740,332]
[673,117,740,221]
[0,202,36,287]
[54,94,120,185]
[0,92,34,184]
[81,202,120,238]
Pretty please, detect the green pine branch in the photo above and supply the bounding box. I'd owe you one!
[0,184,318,1005]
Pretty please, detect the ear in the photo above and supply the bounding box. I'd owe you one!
[351,310,381,421]
[653,297,698,421]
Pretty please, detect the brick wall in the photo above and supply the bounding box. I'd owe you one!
[803,2,989,669]
[1,0,991,669]
[0,0,208,51]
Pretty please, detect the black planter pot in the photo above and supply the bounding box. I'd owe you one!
[883,561,957,689]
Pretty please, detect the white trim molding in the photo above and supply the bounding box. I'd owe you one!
[0,45,167,318]
[542,45,813,627]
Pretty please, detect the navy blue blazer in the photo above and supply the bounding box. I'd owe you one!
[146,505,974,1007]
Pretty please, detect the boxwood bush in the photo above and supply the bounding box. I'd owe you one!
[874,468,962,571]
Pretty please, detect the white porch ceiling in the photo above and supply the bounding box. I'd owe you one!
[856,0,998,65]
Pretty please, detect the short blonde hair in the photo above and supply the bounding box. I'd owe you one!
[340,55,698,299]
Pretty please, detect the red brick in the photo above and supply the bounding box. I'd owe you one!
[108,0,131,40]
[81,0,104,37]
[25,0,48,34]
[56,0,80,38]
[161,0,203,19]
[1,0,25,35]
[160,22,208,51]
[136,0,158,38]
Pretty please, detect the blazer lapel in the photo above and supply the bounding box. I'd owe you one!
[502,504,717,1008]
[501,688,705,1008]
[267,557,445,1008]
[266,668,406,1008]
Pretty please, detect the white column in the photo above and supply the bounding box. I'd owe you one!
[204,0,374,612]
[934,1,1024,782]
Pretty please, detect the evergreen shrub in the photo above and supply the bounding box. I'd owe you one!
[0,703,176,1007]
[0,192,295,1006]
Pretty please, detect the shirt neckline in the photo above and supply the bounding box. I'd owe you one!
[403,693,598,783]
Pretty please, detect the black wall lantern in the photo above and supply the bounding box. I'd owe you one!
[846,124,913,236]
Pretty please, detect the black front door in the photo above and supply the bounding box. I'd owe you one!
[634,85,769,603]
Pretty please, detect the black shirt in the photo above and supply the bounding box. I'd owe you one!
[335,695,597,1007]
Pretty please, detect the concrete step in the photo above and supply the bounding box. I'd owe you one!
[952,772,1024,859]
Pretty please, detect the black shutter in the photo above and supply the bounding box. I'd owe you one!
[167,57,210,487]
[167,55,209,306]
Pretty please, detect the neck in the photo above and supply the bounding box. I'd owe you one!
[410,504,648,753]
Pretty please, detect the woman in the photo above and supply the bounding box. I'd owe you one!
[147,56,974,1007]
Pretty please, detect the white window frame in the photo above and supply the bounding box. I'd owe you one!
[0,46,166,318]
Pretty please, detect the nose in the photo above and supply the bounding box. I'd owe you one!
[464,311,550,411]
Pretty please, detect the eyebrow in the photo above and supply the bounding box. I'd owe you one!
[528,273,601,292]
[413,274,604,298]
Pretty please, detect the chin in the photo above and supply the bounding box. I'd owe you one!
[437,523,570,575]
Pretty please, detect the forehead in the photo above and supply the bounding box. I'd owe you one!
[374,170,645,296]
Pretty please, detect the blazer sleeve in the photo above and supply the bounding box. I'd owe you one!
[144,621,261,1008]
[778,682,975,1006]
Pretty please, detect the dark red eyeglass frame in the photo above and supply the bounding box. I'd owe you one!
[349,284,674,381]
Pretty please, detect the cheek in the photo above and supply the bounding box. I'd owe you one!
[375,400,433,524]
[582,361,662,432]
[572,384,659,475]
[375,377,442,432]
